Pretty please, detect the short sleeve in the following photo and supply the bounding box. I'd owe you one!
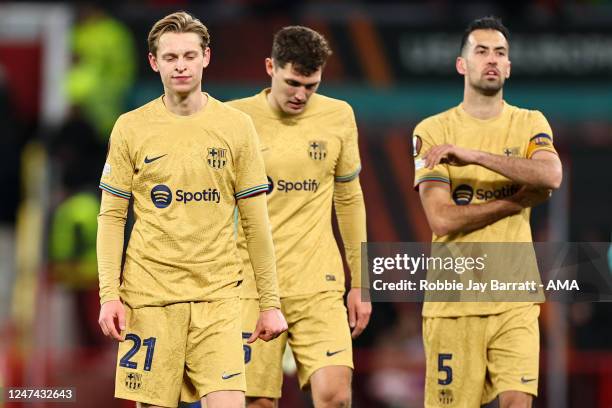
[413,119,450,190]
[335,104,362,182]
[234,115,269,200]
[526,111,557,159]
[99,117,133,199]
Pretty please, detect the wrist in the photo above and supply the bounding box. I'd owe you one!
[472,150,487,166]
[501,195,524,213]
[100,295,121,306]
[259,305,281,312]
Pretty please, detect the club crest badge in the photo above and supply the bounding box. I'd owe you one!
[207,147,227,170]
[308,141,327,160]
[125,372,142,391]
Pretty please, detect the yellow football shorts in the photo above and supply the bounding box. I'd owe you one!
[241,291,353,398]
[115,299,245,407]
[423,304,540,407]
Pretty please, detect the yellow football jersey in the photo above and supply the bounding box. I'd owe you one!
[413,102,557,317]
[99,94,269,308]
[228,90,361,298]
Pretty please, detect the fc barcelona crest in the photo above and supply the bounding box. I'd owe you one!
[124,372,142,391]
[503,146,520,157]
[207,147,227,170]
[308,141,327,161]
[438,388,454,405]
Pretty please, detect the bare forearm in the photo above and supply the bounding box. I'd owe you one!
[475,151,561,189]
[431,198,521,237]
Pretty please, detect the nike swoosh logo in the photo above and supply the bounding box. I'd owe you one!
[144,154,167,164]
[221,372,242,380]
[521,377,537,384]
[326,349,346,357]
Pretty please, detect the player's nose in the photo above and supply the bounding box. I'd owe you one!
[175,57,187,71]
[295,88,306,101]
[486,55,498,65]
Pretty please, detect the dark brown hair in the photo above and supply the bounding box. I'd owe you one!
[271,26,332,75]
[460,16,509,55]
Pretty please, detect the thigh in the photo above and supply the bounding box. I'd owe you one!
[182,298,247,401]
[116,303,190,407]
[422,315,487,408]
[483,305,540,404]
[241,298,287,399]
[286,292,353,390]
[205,390,246,408]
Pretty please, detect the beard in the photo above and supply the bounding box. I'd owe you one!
[470,76,505,97]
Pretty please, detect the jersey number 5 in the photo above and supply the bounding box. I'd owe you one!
[438,353,453,385]
[242,332,252,364]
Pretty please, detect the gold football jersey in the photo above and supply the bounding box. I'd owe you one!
[228,90,362,297]
[99,94,269,308]
[413,102,557,317]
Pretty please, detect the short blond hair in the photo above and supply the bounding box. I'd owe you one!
[148,11,210,56]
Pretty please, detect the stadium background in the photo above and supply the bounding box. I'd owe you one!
[0,1,611,407]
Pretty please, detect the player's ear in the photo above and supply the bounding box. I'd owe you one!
[202,47,211,69]
[456,56,466,75]
[148,52,159,73]
[506,59,511,78]
[265,58,274,78]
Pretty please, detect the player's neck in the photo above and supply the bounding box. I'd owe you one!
[266,90,283,115]
[462,89,504,120]
[163,90,207,116]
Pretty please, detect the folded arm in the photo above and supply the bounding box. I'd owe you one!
[418,181,550,237]
[423,146,562,190]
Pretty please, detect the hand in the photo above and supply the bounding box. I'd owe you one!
[247,308,288,343]
[510,186,552,209]
[347,288,372,339]
[98,299,126,341]
[423,144,480,169]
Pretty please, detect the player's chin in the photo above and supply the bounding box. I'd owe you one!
[284,103,305,114]
[169,82,197,94]
[478,81,503,96]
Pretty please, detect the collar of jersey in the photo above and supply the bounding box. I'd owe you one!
[457,100,508,124]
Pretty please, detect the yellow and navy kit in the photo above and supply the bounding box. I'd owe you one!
[99,94,269,308]
[413,102,557,317]
[228,90,362,297]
